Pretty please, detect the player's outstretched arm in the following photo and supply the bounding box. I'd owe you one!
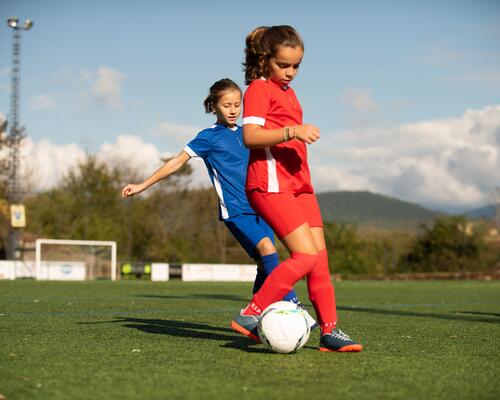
[121,150,191,198]
[243,124,320,149]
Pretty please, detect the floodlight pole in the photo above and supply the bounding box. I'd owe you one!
[6,17,33,260]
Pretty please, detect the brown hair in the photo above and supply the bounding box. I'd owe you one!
[243,25,304,85]
[203,78,241,113]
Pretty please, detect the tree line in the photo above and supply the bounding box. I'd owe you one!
[1,156,498,275]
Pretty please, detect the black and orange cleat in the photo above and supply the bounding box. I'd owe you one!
[319,329,363,352]
[231,311,261,343]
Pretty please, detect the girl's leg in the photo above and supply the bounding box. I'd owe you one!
[244,222,320,314]
[307,227,337,333]
[224,215,299,301]
[254,237,299,302]
[252,237,275,294]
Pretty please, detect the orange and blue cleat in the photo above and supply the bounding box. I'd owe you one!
[231,311,261,342]
[319,329,363,352]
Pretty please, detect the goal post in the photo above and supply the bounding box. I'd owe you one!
[35,239,117,281]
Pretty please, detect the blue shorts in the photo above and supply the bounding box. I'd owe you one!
[223,213,275,260]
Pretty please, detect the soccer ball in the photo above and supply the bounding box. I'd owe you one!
[257,301,311,354]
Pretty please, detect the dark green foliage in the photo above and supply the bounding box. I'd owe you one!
[324,223,413,275]
[24,155,249,264]
[401,216,498,272]
[17,157,500,273]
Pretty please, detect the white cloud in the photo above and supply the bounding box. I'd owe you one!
[153,121,201,148]
[342,88,378,112]
[31,94,57,110]
[97,135,168,179]
[12,105,500,209]
[92,67,127,110]
[311,105,500,208]
[19,138,87,192]
[16,133,210,193]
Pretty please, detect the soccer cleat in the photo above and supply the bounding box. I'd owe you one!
[319,329,363,352]
[297,302,319,331]
[231,311,261,342]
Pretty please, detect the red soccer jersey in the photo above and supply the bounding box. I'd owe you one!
[242,78,313,193]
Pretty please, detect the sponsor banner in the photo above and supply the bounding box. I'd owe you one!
[151,263,170,281]
[181,264,257,282]
[38,261,86,281]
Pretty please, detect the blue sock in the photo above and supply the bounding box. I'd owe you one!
[254,253,298,302]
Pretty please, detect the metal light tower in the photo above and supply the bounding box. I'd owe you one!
[6,17,33,260]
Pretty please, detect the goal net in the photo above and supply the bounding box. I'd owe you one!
[35,239,117,281]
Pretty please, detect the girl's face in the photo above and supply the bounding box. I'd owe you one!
[268,45,304,86]
[213,89,241,128]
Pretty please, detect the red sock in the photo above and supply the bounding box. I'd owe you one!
[243,253,318,314]
[307,249,337,332]
[321,322,336,335]
[242,300,262,315]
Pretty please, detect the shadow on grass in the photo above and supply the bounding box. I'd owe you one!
[136,293,248,302]
[337,306,500,324]
[455,311,500,318]
[81,317,270,353]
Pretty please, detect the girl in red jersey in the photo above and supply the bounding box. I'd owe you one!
[231,26,362,352]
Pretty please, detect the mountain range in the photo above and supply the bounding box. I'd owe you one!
[316,191,497,229]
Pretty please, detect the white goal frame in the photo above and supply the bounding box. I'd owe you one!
[35,239,117,281]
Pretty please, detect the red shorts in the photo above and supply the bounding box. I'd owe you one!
[246,190,324,239]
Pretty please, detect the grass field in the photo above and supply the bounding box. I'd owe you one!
[1,280,499,400]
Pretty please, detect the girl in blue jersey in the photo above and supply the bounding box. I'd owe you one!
[121,79,315,335]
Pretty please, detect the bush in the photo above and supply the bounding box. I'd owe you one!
[400,216,496,272]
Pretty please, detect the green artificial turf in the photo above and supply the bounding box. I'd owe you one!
[1,280,499,400]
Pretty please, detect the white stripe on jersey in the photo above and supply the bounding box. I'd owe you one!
[264,148,279,193]
[211,168,229,219]
[184,145,198,158]
[242,116,265,126]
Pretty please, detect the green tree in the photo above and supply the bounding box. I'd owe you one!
[401,216,493,272]
[324,223,373,274]
[25,155,243,264]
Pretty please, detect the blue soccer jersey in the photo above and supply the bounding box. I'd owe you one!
[184,124,255,220]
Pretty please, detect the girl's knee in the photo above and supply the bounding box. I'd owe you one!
[255,237,276,256]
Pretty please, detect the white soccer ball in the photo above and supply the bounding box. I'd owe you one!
[257,301,311,354]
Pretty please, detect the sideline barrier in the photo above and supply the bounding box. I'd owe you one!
[182,263,257,282]
[151,263,170,281]
[37,261,86,281]
[1,261,257,282]
[0,260,36,280]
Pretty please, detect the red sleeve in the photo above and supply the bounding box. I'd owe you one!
[242,80,270,126]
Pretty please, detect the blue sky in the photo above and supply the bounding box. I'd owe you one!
[0,0,499,210]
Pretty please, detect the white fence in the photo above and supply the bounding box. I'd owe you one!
[181,264,257,282]
[1,260,257,282]
[0,260,86,281]
[0,260,35,280]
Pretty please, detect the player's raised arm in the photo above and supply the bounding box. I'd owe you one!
[121,150,191,198]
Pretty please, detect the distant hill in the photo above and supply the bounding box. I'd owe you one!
[316,191,442,229]
[465,204,498,219]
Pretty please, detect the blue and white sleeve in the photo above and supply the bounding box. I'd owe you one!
[184,132,212,159]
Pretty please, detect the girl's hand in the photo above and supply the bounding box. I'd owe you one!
[121,183,145,198]
[293,124,320,144]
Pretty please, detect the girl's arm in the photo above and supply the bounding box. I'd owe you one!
[121,150,191,198]
[243,124,320,149]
